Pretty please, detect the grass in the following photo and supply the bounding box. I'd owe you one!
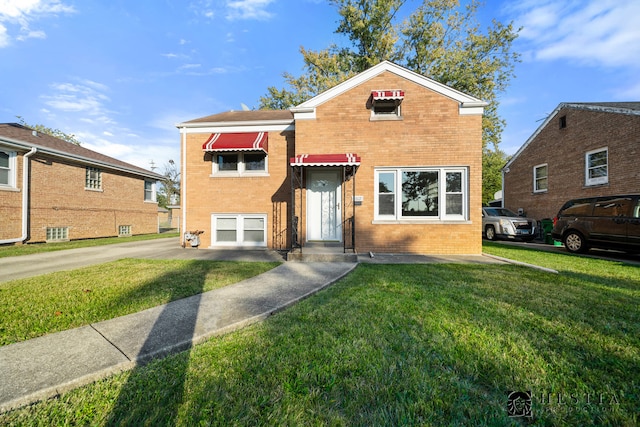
[2,245,638,426]
[0,232,180,258]
[0,259,279,346]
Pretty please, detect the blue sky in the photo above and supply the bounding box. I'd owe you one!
[1,0,639,172]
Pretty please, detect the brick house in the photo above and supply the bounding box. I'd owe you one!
[502,102,640,221]
[0,123,163,244]
[177,61,486,255]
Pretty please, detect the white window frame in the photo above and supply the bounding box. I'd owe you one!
[211,214,267,247]
[211,152,268,177]
[370,100,402,121]
[144,180,157,202]
[85,166,102,190]
[0,149,17,189]
[374,167,468,222]
[533,163,548,193]
[585,147,608,186]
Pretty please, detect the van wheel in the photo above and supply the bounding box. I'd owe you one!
[564,231,587,253]
[485,225,496,241]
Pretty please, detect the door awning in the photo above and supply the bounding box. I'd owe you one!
[202,132,268,152]
[290,153,361,167]
[371,90,404,100]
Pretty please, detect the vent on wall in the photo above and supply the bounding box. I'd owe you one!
[559,115,567,129]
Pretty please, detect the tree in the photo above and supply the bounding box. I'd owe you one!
[16,116,83,145]
[482,147,509,205]
[156,160,180,209]
[259,0,520,194]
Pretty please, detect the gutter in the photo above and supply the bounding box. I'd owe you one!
[0,147,37,245]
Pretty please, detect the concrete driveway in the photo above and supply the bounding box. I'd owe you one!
[0,237,286,283]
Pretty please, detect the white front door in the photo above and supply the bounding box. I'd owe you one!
[307,170,342,241]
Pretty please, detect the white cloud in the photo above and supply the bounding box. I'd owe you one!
[0,0,75,46]
[226,0,274,21]
[42,80,112,117]
[508,0,640,68]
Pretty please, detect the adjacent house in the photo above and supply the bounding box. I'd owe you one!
[178,61,486,255]
[503,102,640,221]
[0,123,163,244]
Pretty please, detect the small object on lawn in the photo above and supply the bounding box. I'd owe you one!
[369,251,374,258]
[83,289,92,293]
[54,311,62,316]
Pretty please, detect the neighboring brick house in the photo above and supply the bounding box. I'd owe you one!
[177,61,486,255]
[0,123,163,245]
[502,102,640,221]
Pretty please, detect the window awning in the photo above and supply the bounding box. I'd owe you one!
[290,153,361,166]
[371,90,404,100]
[202,132,268,152]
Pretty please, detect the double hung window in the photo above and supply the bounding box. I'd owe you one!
[144,180,156,202]
[533,164,548,192]
[585,148,608,186]
[0,150,16,187]
[375,167,468,221]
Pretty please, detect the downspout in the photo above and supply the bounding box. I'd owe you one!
[180,130,187,247]
[0,147,37,244]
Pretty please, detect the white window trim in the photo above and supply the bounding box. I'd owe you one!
[370,102,402,121]
[211,213,267,247]
[374,167,468,222]
[0,149,17,189]
[211,152,269,177]
[85,166,103,191]
[144,180,157,202]
[533,163,548,193]
[585,147,608,187]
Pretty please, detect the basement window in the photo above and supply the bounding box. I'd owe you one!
[119,225,132,236]
[46,227,69,242]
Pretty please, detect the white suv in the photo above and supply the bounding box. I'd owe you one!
[482,207,536,242]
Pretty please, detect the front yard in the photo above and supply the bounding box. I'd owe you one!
[1,244,638,425]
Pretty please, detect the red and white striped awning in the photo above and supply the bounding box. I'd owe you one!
[202,132,268,152]
[371,90,404,100]
[290,153,361,167]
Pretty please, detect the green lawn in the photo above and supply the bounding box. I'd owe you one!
[0,259,279,346]
[1,246,638,426]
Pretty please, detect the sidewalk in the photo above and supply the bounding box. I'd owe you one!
[0,261,357,413]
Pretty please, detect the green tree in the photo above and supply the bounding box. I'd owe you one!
[482,147,509,205]
[16,116,83,146]
[259,0,520,196]
[156,160,180,209]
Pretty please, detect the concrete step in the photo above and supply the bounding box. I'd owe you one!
[287,252,358,262]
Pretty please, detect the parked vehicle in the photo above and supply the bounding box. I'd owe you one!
[551,194,640,253]
[482,207,536,241]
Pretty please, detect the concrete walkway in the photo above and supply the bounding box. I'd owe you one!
[0,254,356,413]
[0,237,506,413]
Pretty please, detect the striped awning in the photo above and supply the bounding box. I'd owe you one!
[290,153,361,166]
[371,90,404,100]
[202,132,268,152]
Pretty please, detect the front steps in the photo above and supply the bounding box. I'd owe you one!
[287,242,358,262]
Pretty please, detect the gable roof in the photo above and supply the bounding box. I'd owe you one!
[290,61,487,119]
[504,102,640,170]
[0,123,163,180]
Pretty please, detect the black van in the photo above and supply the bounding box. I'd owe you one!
[551,194,640,253]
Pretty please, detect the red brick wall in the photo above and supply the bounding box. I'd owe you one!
[295,72,483,254]
[1,152,158,243]
[182,70,484,255]
[182,130,294,249]
[504,107,640,221]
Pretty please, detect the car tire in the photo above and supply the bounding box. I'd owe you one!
[564,231,587,253]
[485,225,497,241]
